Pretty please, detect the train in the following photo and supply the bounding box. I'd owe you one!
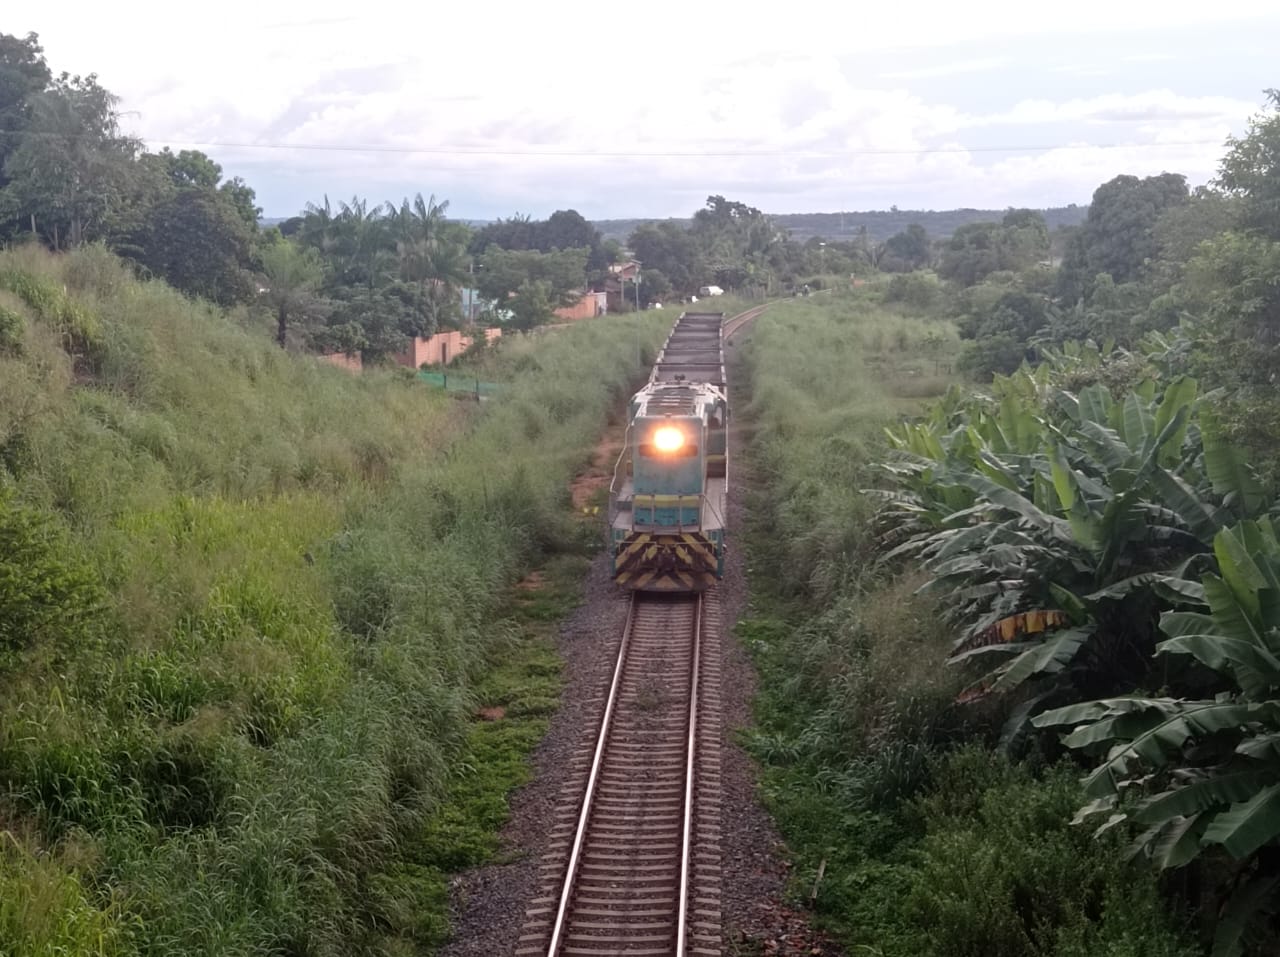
[607,311,729,591]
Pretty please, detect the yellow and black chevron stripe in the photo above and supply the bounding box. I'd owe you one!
[614,531,720,591]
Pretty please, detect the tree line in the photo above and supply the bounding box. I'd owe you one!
[0,31,851,366]
[865,89,1280,486]
[0,29,1082,369]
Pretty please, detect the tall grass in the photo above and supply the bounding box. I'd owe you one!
[738,293,955,602]
[0,242,673,954]
[734,287,1199,955]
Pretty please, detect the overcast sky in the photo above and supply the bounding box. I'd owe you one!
[16,1,1279,221]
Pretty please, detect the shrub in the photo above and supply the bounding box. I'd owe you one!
[885,272,941,311]
[0,839,131,956]
[0,488,106,669]
[956,332,1029,379]
[0,303,23,355]
[899,748,1199,957]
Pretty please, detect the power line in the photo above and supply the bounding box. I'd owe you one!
[139,138,1234,157]
[0,129,1231,158]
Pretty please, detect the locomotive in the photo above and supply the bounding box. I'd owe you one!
[608,311,729,591]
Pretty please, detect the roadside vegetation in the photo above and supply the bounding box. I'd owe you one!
[0,241,671,955]
[736,90,1280,957]
[736,287,1202,957]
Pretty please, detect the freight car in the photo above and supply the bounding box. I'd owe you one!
[607,311,729,591]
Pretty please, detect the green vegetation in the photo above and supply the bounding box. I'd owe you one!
[737,89,1280,957]
[736,289,1201,957]
[399,552,587,949]
[0,241,671,954]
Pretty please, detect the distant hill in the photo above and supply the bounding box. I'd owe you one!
[261,207,1091,246]
[590,206,1091,245]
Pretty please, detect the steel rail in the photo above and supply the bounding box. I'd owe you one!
[544,595,637,957]
[676,594,705,956]
[722,304,768,339]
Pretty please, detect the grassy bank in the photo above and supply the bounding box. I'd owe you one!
[733,287,1200,956]
[0,241,673,955]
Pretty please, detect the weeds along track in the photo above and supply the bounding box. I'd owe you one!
[516,591,723,956]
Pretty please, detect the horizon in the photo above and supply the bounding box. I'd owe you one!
[15,1,1276,222]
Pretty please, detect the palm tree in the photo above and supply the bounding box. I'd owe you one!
[260,241,324,347]
[391,192,469,328]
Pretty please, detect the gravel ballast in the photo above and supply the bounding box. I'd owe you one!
[436,321,843,956]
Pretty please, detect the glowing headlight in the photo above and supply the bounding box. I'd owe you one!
[652,425,684,452]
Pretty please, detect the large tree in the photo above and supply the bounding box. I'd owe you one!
[475,246,587,311]
[389,192,468,330]
[936,211,1049,287]
[468,208,608,277]
[1215,88,1280,241]
[0,71,140,248]
[627,221,702,295]
[136,188,256,305]
[1056,172,1190,302]
[878,223,931,272]
[0,32,52,205]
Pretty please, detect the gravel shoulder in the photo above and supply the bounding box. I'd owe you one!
[436,320,843,956]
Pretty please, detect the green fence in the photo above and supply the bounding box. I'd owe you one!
[417,370,503,397]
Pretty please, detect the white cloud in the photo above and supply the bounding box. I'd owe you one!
[879,58,1009,80]
[10,2,1278,217]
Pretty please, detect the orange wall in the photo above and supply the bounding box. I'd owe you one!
[552,292,602,322]
[394,328,503,368]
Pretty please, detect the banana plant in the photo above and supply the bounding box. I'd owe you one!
[868,363,1273,732]
[1033,516,1280,957]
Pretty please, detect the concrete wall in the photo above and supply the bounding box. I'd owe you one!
[393,328,503,369]
[552,292,604,322]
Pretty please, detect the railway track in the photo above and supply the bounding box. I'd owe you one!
[721,304,768,340]
[515,591,723,956]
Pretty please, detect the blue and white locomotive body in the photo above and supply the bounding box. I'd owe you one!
[608,312,729,591]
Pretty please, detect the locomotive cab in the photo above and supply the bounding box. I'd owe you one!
[609,378,728,591]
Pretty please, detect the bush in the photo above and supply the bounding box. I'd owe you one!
[957,333,1030,379]
[898,748,1199,957]
[0,488,106,669]
[0,267,102,357]
[885,272,941,311]
[0,302,23,355]
[0,839,132,956]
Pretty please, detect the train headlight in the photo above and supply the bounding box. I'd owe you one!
[652,425,684,453]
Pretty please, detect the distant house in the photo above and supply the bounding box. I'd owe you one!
[609,260,641,282]
[604,260,642,312]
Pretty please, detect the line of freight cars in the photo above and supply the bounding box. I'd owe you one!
[607,311,729,592]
